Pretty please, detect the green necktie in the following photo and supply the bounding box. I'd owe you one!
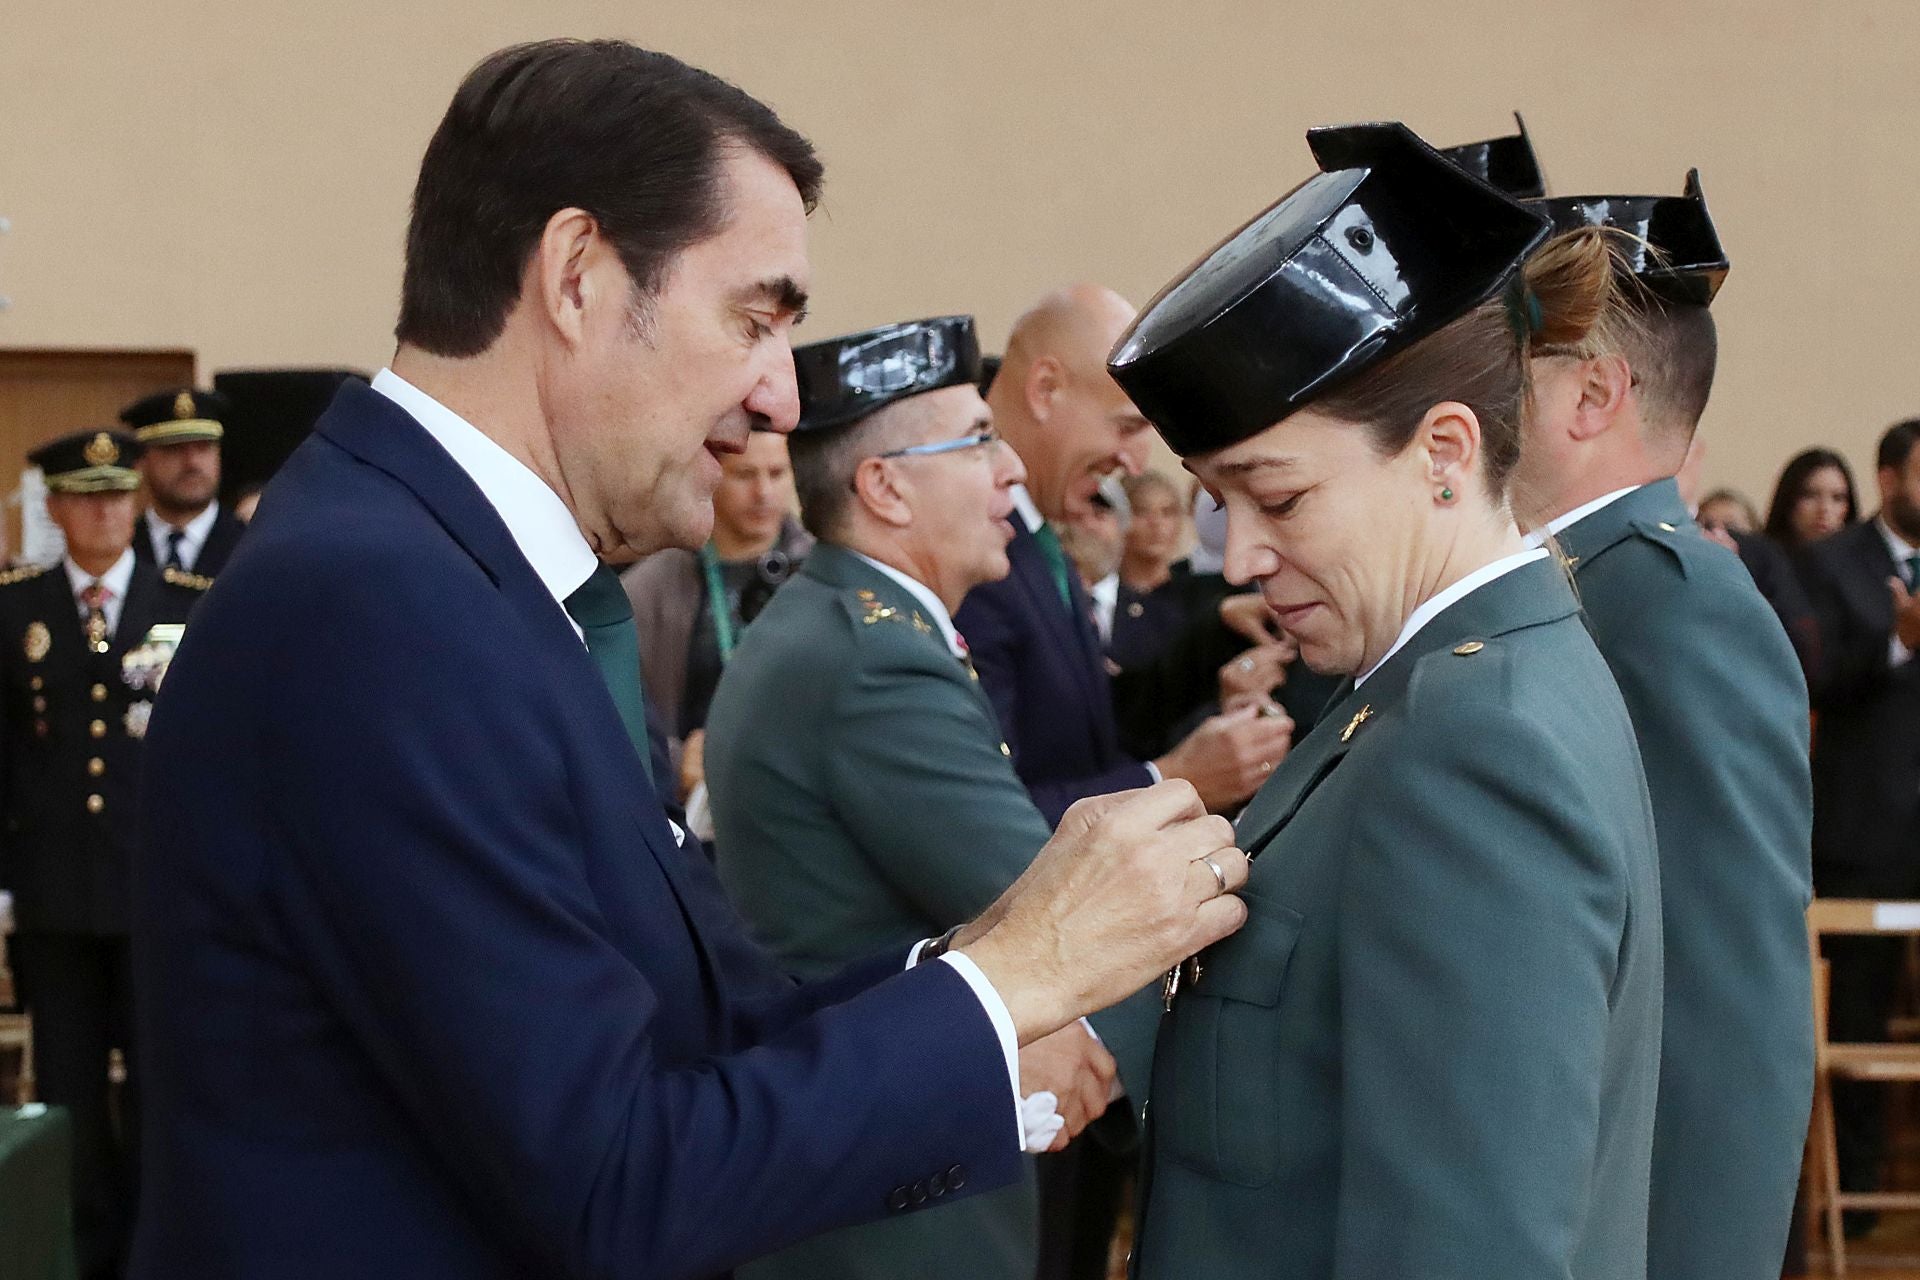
[564,564,654,787]
[1031,522,1074,611]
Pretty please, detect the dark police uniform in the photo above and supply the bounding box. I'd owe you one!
[0,429,204,1278]
[120,388,245,579]
[1107,122,1662,1279]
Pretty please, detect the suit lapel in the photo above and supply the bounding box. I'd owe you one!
[1006,525,1109,717]
[1233,676,1363,853]
[313,383,719,968]
[115,566,159,659]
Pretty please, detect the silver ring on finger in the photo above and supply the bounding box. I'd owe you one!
[1200,853,1228,896]
[1237,656,1256,672]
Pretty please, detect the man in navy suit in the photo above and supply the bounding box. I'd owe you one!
[130,41,1246,1279]
[957,284,1292,827]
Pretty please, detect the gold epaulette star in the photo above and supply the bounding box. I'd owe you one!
[163,567,213,591]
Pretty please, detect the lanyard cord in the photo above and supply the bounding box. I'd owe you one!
[698,543,739,663]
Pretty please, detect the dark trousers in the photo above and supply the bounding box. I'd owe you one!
[13,931,137,1280]
[1812,860,1920,1195]
[1035,1109,1135,1280]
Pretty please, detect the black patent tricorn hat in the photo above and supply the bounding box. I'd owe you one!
[1439,112,1546,199]
[794,316,982,433]
[1109,121,1552,457]
[1529,170,1728,306]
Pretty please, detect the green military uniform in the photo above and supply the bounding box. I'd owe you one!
[1132,557,1663,1280]
[1556,479,1813,1278]
[706,543,1160,1280]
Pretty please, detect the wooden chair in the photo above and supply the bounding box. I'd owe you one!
[1807,899,1920,1276]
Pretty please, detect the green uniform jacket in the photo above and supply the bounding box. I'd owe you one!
[1134,555,1663,1280]
[706,543,1160,1280]
[1558,479,1814,1280]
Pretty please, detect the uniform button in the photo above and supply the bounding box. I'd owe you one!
[29,676,42,691]
[91,684,108,702]
[909,1181,928,1205]
[1000,743,1011,757]
[91,641,110,655]
[90,720,107,739]
[946,1164,967,1191]
[1128,601,1145,618]
[31,697,45,713]
[886,1186,909,1212]
[87,758,105,778]
[33,721,47,738]
[86,794,104,815]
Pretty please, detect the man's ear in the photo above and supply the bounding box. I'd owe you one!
[1567,354,1633,443]
[851,457,914,530]
[531,207,611,349]
[1025,356,1063,425]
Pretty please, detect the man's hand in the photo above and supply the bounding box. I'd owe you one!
[1218,640,1296,710]
[1153,705,1294,812]
[1889,577,1920,650]
[957,780,1249,1044]
[1218,593,1282,645]
[677,729,707,804]
[1019,1022,1118,1152]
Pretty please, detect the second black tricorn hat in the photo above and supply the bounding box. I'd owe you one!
[1109,121,1552,457]
[31,429,144,493]
[1529,170,1728,306]
[1439,112,1546,199]
[120,387,230,445]
[794,316,981,433]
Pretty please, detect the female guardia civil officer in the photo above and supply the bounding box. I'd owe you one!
[1107,122,1664,1280]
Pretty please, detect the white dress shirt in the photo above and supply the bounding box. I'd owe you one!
[145,501,223,572]
[1087,573,1120,645]
[63,548,136,639]
[1522,483,1642,549]
[370,370,1024,1142]
[1355,546,1550,689]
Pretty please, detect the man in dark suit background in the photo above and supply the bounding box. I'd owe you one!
[119,389,245,579]
[957,284,1291,828]
[1803,417,1920,1211]
[2,429,203,1279]
[131,40,1246,1280]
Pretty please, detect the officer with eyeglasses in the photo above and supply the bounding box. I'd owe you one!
[704,315,1162,1280]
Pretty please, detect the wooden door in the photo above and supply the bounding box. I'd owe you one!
[0,348,196,563]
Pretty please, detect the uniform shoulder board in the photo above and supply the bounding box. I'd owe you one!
[163,566,214,591]
[0,563,52,586]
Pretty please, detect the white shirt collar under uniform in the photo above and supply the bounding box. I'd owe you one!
[146,500,222,570]
[63,548,136,638]
[371,368,599,639]
[1524,483,1643,547]
[850,550,966,658]
[1353,546,1549,689]
[1010,485,1045,535]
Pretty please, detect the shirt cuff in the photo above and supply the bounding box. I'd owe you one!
[934,951,1023,1150]
[1893,635,1914,668]
[1142,760,1163,784]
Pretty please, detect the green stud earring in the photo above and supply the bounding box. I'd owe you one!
[1439,486,1455,503]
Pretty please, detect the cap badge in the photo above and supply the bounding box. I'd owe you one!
[173,390,195,420]
[23,621,49,663]
[83,433,119,467]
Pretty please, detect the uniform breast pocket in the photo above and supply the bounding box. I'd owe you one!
[1154,900,1303,1188]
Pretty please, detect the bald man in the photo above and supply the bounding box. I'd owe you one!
[955,286,1289,1280]
[956,285,1290,828]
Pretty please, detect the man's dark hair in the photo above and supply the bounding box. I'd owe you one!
[1879,419,1920,473]
[1621,296,1718,440]
[396,40,824,357]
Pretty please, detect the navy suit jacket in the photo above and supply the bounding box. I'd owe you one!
[131,380,1018,1279]
[955,521,1152,827]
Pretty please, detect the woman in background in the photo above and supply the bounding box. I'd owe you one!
[1766,447,1858,551]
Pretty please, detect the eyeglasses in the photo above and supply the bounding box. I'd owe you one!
[874,429,1001,461]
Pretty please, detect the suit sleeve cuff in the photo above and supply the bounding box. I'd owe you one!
[934,951,1023,1148]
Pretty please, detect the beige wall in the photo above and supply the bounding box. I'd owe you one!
[4,0,1918,510]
